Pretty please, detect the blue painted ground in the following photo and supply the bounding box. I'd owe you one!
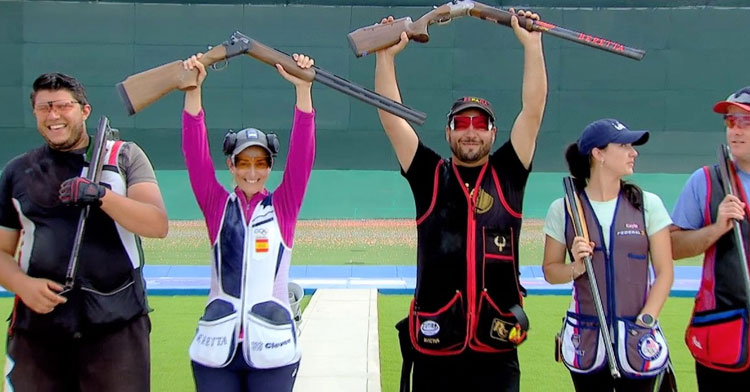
[0,265,701,297]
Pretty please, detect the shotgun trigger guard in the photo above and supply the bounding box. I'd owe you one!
[210,59,228,71]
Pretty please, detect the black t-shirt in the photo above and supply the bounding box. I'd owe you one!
[402,140,531,218]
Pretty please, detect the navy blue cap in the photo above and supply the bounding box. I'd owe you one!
[713,86,750,114]
[577,119,649,155]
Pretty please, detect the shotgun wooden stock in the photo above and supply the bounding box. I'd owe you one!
[347,2,471,57]
[117,38,243,115]
[347,0,645,61]
[117,32,426,124]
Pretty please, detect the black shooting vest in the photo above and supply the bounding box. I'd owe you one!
[10,143,149,338]
[685,165,750,371]
[408,159,524,355]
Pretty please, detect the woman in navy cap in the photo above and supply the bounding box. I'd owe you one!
[179,52,315,392]
[541,119,674,391]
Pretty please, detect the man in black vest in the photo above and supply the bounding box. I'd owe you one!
[0,73,168,390]
[373,9,547,392]
[671,86,750,389]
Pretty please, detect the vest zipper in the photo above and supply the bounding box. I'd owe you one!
[453,161,488,341]
[239,196,252,344]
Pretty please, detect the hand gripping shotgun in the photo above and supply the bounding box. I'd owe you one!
[348,0,645,61]
[563,176,621,379]
[117,31,426,125]
[63,116,119,292]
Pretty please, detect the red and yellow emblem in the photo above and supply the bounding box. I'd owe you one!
[255,238,269,253]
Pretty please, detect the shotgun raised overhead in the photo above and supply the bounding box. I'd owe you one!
[347,0,645,61]
[117,31,427,124]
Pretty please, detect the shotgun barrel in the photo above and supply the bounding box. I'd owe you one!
[235,32,427,125]
[716,144,750,318]
[63,116,118,291]
[117,31,427,124]
[563,176,621,379]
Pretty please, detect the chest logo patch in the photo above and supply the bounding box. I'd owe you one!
[475,188,494,214]
[616,222,645,236]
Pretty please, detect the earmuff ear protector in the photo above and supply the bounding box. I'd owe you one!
[265,133,280,157]
[223,128,279,160]
[222,130,237,156]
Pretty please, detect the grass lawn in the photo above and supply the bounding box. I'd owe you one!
[144,219,705,266]
[0,294,698,391]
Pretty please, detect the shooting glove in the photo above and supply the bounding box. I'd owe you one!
[59,177,107,206]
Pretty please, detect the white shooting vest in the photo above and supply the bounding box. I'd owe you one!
[189,193,300,369]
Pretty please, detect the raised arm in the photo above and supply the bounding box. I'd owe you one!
[181,54,230,241]
[272,54,317,246]
[374,17,419,172]
[508,9,547,170]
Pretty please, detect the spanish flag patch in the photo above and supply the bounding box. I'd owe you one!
[255,238,269,253]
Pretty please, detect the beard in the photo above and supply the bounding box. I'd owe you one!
[450,137,492,163]
[43,121,87,151]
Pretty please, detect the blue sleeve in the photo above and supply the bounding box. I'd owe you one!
[670,168,708,230]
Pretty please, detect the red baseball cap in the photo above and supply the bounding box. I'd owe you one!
[713,86,750,114]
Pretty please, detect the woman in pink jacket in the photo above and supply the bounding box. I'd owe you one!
[180,53,315,392]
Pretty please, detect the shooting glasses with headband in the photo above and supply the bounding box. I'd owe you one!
[223,128,280,165]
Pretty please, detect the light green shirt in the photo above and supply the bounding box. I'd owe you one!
[543,190,672,251]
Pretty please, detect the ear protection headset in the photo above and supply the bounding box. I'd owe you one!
[222,128,280,159]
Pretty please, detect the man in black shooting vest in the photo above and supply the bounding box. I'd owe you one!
[372,9,547,392]
[0,73,168,391]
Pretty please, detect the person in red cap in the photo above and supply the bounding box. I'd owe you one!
[372,8,547,392]
[542,118,674,391]
[671,86,750,389]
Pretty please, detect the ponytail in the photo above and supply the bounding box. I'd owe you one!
[621,181,643,211]
[564,143,590,189]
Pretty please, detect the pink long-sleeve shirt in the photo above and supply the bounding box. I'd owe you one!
[182,107,316,248]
